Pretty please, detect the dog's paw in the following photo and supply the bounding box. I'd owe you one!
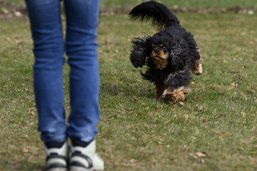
[192,60,203,75]
[161,86,191,103]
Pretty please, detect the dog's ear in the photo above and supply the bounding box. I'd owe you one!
[130,37,150,68]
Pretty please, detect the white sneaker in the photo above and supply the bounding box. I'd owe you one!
[44,142,69,171]
[69,140,104,171]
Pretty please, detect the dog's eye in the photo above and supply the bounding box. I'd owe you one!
[162,47,167,52]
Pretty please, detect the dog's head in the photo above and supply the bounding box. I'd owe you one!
[149,31,192,71]
[147,36,171,70]
[130,31,191,71]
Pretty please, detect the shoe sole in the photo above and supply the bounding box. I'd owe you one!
[69,166,92,171]
[46,168,68,171]
[69,166,104,171]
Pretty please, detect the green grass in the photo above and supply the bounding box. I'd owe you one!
[0,13,257,171]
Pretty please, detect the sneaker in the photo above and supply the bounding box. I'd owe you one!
[69,140,104,171]
[44,142,69,171]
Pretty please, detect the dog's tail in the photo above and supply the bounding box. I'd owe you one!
[129,1,180,29]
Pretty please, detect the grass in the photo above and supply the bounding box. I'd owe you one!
[0,12,257,171]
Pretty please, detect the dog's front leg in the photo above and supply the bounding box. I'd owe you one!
[155,83,166,99]
[161,70,192,103]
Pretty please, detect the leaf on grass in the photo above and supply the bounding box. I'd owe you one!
[129,158,137,164]
[14,11,22,17]
[194,152,209,158]
[1,8,9,14]
[22,147,29,153]
[189,151,210,163]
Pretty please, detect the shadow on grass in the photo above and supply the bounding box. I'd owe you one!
[0,157,43,171]
[101,82,156,99]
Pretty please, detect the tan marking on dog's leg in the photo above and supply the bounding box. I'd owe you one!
[192,60,203,75]
[162,86,191,103]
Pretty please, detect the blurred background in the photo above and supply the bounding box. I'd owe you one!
[1,0,256,18]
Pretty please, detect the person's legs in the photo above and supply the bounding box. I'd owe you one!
[64,0,104,170]
[25,0,66,143]
[25,0,68,170]
[64,0,100,143]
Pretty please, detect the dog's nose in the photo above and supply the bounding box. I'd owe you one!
[154,49,160,54]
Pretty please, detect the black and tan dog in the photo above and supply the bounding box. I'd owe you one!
[129,1,202,103]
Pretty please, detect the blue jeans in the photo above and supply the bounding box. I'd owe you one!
[25,0,100,143]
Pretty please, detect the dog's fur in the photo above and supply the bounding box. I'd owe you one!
[129,1,202,103]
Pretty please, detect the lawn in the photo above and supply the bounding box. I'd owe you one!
[0,9,257,171]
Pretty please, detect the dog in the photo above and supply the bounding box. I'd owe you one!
[129,1,202,103]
